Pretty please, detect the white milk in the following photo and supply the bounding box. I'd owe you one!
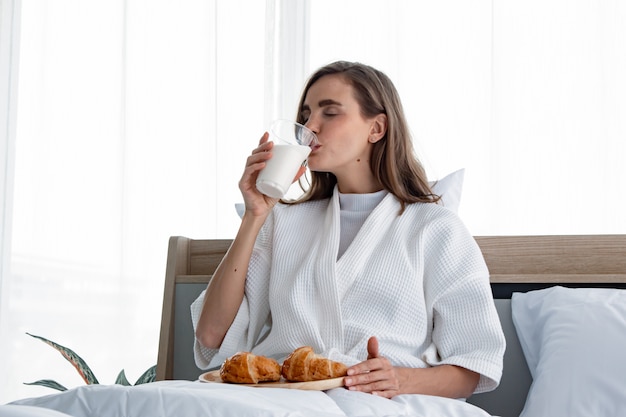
[256,144,311,198]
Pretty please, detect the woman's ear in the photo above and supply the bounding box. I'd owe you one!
[368,114,388,143]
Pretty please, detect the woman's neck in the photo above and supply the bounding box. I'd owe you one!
[335,172,383,194]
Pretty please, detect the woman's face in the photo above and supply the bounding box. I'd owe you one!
[301,74,378,179]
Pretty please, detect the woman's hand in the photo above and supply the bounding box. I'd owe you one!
[344,336,481,399]
[239,132,308,218]
[238,133,280,217]
[343,336,401,398]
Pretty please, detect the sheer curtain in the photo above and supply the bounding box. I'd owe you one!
[306,0,626,235]
[1,0,625,403]
[489,0,626,234]
[1,0,21,401]
[1,0,268,403]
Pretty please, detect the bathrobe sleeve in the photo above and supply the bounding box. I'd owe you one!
[420,213,506,393]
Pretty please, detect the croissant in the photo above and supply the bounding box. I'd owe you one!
[220,352,281,384]
[281,346,348,382]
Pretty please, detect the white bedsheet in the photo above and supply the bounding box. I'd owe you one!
[7,381,495,417]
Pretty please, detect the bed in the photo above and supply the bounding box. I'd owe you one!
[6,235,626,417]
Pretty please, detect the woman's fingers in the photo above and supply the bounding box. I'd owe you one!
[251,133,272,155]
[344,336,400,397]
[292,165,307,182]
[241,134,272,181]
[237,133,279,214]
[344,364,399,397]
[367,336,379,359]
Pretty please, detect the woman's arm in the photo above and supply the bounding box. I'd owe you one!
[195,133,279,349]
[194,212,267,349]
[195,132,310,349]
[343,337,480,399]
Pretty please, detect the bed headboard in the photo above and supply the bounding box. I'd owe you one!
[156,235,626,417]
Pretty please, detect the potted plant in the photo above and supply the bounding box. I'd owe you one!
[25,333,156,391]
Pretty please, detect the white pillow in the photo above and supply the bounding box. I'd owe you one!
[430,168,464,213]
[512,286,626,417]
[235,168,465,217]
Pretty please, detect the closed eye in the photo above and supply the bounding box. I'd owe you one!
[301,99,343,121]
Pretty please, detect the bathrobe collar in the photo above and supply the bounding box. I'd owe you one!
[316,186,401,302]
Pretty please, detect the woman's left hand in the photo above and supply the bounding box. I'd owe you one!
[343,336,401,398]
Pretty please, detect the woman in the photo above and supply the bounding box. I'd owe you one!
[192,61,505,399]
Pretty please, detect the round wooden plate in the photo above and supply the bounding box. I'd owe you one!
[199,370,345,391]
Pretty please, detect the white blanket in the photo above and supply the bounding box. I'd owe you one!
[7,381,495,417]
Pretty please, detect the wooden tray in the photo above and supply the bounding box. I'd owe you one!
[199,370,345,391]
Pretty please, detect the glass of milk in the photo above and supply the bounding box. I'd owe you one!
[256,119,318,199]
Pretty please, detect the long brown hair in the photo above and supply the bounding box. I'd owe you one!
[287,61,439,213]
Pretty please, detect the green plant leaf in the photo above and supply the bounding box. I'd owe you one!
[134,365,157,385]
[26,333,99,385]
[115,369,131,386]
[24,379,68,391]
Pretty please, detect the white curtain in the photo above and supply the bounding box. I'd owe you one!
[306,0,626,235]
[1,0,625,403]
[0,0,21,400]
[1,0,269,402]
[489,0,626,233]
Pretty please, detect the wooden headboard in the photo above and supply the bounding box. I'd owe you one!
[476,235,626,283]
[155,234,626,415]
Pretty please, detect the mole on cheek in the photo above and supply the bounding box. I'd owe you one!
[357,159,361,162]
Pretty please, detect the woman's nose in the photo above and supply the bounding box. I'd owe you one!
[304,117,319,135]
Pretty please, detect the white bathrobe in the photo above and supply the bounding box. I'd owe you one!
[191,190,505,393]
